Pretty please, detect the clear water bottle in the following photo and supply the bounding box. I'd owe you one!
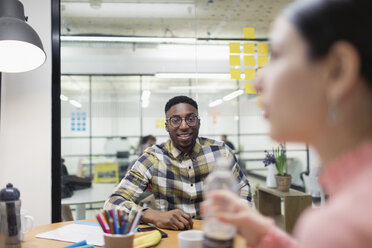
[202,157,238,248]
[0,183,21,246]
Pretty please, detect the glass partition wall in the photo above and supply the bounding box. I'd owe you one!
[60,0,306,220]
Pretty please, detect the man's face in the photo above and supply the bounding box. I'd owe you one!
[165,103,200,153]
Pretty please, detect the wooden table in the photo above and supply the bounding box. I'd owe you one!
[22,219,245,247]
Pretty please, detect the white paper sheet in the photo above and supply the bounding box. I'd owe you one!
[35,222,104,246]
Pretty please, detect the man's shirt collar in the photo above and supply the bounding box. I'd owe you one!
[166,137,202,160]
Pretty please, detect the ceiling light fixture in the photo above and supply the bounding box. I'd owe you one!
[61,35,196,44]
[208,89,244,108]
[209,99,223,108]
[0,0,46,73]
[60,94,69,101]
[156,73,246,79]
[69,99,82,108]
[222,90,244,102]
[141,90,151,108]
[169,85,237,90]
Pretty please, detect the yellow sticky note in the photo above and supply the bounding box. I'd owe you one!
[244,56,255,66]
[243,43,255,54]
[230,55,241,66]
[258,95,263,108]
[258,56,269,67]
[156,119,165,128]
[243,27,255,39]
[230,43,240,53]
[230,69,241,79]
[244,69,255,80]
[257,43,269,55]
[245,82,257,94]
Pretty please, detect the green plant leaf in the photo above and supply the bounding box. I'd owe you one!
[273,146,286,176]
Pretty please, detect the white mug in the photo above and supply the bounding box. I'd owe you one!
[178,230,203,248]
[20,210,34,240]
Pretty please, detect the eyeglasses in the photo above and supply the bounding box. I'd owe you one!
[166,115,199,128]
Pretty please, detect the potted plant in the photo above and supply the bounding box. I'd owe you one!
[263,144,291,192]
[273,144,291,192]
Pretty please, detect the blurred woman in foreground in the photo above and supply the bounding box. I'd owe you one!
[205,0,372,247]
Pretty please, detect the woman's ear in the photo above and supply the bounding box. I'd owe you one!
[325,41,361,101]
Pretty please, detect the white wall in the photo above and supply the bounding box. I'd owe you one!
[0,0,52,225]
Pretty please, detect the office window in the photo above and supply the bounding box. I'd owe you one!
[59,0,305,220]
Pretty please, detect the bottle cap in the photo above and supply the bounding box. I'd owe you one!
[0,183,20,201]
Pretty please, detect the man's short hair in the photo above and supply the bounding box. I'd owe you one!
[165,96,198,113]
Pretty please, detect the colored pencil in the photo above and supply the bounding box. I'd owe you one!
[96,213,109,234]
[62,240,87,248]
[75,245,94,248]
[129,208,143,234]
[112,209,119,234]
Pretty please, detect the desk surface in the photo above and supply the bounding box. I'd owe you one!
[22,219,245,248]
[62,183,116,205]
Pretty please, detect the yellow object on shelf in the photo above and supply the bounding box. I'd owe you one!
[93,162,119,184]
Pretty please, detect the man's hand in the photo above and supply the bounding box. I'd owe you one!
[142,208,194,230]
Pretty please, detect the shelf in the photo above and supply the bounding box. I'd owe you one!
[257,186,312,233]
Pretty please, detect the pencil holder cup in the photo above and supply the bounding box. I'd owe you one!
[104,233,134,248]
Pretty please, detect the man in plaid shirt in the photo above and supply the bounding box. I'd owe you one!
[104,96,251,230]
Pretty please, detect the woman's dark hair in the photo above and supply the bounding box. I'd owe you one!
[281,0,372,87]
[140,135,156,145]
[165,96,198,113]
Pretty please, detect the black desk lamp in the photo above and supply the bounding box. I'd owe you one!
[0,0,46,73]
[0,0,46,128]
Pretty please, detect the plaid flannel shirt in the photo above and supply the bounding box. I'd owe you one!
[104,137,251,219]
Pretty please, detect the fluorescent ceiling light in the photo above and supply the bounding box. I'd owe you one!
[208,89,244,109]
[61,36,196,44]
[209,99,223,108]
[223,90,244,101]
[169,85,237,90]
[69,99,82,108]
[142,100,150,108]
[62,2,195,19]
[141,90,151,108]
[60,94,69,101]
[141,90,151,100]
[156,73,245,79]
